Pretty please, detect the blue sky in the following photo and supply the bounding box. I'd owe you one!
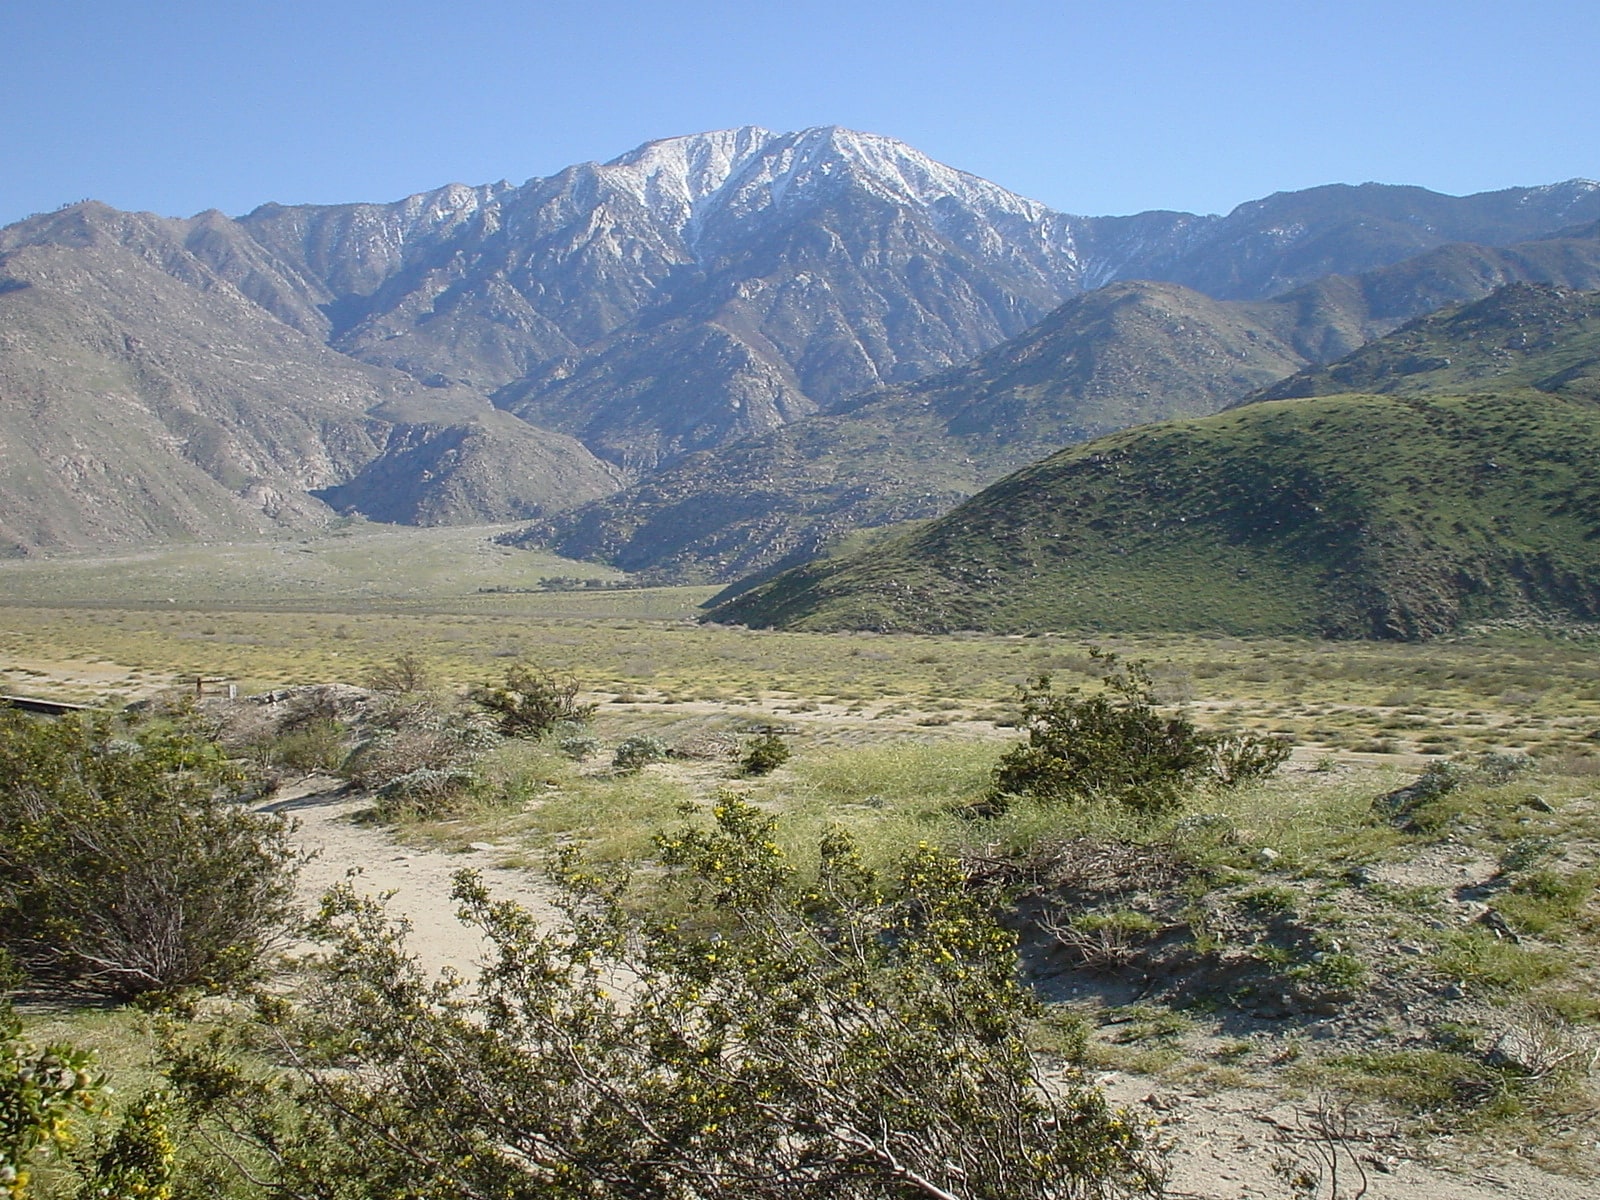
[5,0,1598,227]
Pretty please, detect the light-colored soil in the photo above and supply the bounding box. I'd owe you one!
[263,774,561,977]
[1099,1073,1598,1199]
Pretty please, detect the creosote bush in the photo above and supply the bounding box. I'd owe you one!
[0,711,298,1000]
[470,663,597,738]
[612,734,671,773]
[1,954,104,1199]
[738,729,791,776]
[982,651,1289,817]
[162,799,1164,1199]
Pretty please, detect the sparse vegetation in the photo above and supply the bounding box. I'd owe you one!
[162,801,1165,1199]
[737,728,791,776]
[470,661,598,738]
[5,551,1600,1192]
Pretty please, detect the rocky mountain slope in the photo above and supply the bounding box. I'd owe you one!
[526,230,1600,584]
[5,126,1599,553]
[708,285,1600,638]
[0,205,616,554]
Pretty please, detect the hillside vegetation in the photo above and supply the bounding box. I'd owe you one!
[710,285,1600,638]
[527,237,1600,583]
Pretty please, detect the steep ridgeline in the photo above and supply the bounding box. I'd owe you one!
[234,126,1090,472]
[524,228,1600,584]
[708,285,1600,640]
[5,126,1600,554]
[226,132,1599,472]
[0,205,617,554]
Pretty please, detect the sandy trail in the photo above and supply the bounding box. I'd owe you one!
[263,774,561,978]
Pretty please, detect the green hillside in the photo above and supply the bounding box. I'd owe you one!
[709,387,1600,638]
[1252,283,1600,403]
[528,237,1600,584]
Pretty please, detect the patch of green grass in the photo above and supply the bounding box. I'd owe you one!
[1491,870,1599,940]
[1432,929,1569,994]
[1308,1048,1508,1115]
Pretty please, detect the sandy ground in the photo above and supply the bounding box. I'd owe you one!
[263,774,561,978]
[266,775,1596,1200]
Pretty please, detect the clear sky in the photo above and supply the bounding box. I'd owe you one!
[5,0,1598,228]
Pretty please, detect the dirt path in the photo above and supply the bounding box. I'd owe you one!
[263,775,562,977]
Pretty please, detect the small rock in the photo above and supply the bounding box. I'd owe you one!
[1522,795,1555,813]
[1486,1025,1548,1073]
[469,842,497,852]
[1441,982,1466,1000]
[1474,909,1521,942]
[1253,847,1281,868]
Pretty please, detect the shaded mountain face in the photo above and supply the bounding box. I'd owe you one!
[0,205,617,554]
[708,284,1600,640]
[5,125,1599,555]
[523,230,1600,584]
[168,127,1600,474]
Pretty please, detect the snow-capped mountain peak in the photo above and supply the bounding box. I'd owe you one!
[589,125,1058,239]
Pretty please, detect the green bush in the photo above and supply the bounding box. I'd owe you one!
[738,729,791,776]
[1,967,103,1199]
[163,801,1165,1199]
[984,653,1289,817]
[267,717,348,773]
[612,734,671,773]
[0,711,298,999]
[470,664,597,738]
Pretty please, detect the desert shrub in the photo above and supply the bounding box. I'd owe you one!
[1,960,103,1199]
[470,664,596,738]
[612,734,671,773]
[0,711,298,999]
[985,653,1288,817]
[341,698,498,815]
[738,729,791,776]
[162,800,1164,1199]
[75,1091,175,1200]
[363,651,432,696]
[557,732,602,762]
[267,717,347,773]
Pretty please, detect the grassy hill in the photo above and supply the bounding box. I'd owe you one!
[529,235,1600,584]
[1250,282,1600,403]
[710,284,1600,639]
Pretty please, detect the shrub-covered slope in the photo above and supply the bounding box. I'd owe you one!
[1250,282,1600,404]
[710,384,1600,638]
[529,236,1600,584]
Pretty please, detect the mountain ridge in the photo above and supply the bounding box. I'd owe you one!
[707,283,1600,639]
[6,126,1600,556]
[520,227,1600,582]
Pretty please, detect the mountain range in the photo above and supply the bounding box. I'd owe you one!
[3,125,1599,562]
[709,284,1600,638]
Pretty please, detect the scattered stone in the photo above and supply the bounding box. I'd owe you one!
[469,842,498,852]
[1475,909,1521,942]
[1484,1025,1570,1074]
[1522,795,1555,813]
[1253,847,1280,868]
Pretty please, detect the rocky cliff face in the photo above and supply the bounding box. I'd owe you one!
[0,204,616,554]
